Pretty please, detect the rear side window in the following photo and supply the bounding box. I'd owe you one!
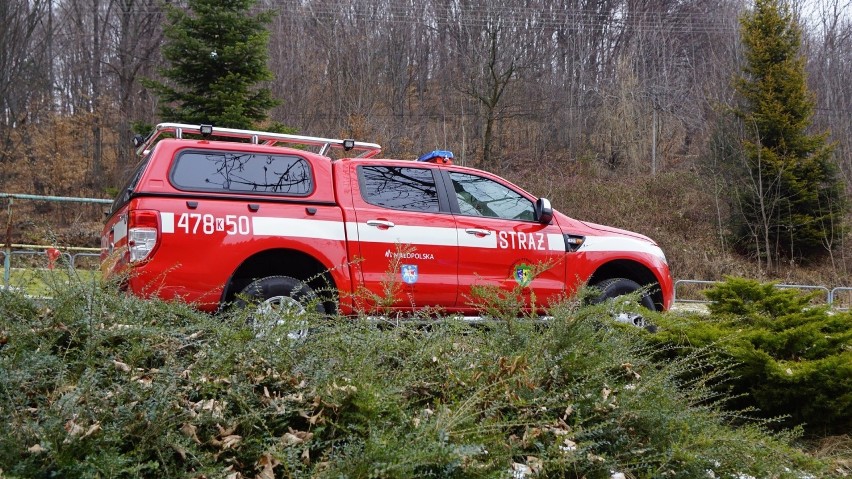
[359,166,440,212]
[110,156,150,215]
[171,150,313,195]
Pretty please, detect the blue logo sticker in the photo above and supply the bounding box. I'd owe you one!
[401,264,419,284]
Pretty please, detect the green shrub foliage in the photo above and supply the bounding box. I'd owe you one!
[0,278,835,478]
[652,277,852,435]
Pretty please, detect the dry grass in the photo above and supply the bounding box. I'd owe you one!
[807,435,852,476]
[508,166,852,287]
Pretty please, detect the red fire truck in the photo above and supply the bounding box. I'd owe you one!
[102,123,672,323]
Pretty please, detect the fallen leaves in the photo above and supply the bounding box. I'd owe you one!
[62,418,101,443]
[112,360,131,372]
[256,454,280,479]
[181,423,202,444]
[280,427,313,446]
[209,424,242,450]
[27,444,46,454]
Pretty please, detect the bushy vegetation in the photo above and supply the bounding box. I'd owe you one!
[0,276,843,478]
[649,277,852,436]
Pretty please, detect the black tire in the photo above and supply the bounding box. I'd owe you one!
[234,275,325,338]
[592,278,656,310]
[592,278,657,330]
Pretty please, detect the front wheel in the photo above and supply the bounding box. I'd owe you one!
[234,275,325,339]
[592,278,656,329]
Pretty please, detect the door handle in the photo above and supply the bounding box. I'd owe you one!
[367,219,395,228]
[465,228,492,236]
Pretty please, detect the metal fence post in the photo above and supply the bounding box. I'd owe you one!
[2,250,8,290]
[3,196,12,290]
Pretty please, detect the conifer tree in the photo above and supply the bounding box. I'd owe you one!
[734,0,846,264]
[144,0,279,129]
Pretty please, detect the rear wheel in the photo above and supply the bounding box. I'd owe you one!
[234,275,325,339]
[592,278,656,329]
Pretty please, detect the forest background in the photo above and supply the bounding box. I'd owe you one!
[2,0,852,287]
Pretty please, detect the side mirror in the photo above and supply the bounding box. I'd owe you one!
[535,198,553,224]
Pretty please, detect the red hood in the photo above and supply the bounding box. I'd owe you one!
[578,220,656,244]
[553,210,656,244]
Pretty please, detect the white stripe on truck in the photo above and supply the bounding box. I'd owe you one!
[154,212,662,259]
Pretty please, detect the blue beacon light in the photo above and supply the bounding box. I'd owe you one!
[417,150,454,164]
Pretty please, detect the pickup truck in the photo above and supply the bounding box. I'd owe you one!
[101,123,673,322]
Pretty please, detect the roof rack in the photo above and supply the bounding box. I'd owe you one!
[133,123,382,159]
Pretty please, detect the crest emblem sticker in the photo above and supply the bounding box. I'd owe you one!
[401,264,419,284]
[514,263,532,287]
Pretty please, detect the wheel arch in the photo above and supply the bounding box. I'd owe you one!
[222,248,340,312]
[587,259,664,310]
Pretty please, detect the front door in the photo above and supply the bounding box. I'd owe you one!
[446,171,566,313]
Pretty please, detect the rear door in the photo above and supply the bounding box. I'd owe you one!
[444,170,567,312]
[350,164,458,311]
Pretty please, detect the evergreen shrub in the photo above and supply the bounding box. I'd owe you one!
[650,277,852,435]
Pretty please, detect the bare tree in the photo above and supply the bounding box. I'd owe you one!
[806,0,852,184]
[109,0,164,172]
[0,0,51,168]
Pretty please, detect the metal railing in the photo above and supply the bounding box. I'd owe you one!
[1,248,102,290]
[674,279,844,309]
[830,287,852,310]
[1,192,113,205]
[2,193,110,290]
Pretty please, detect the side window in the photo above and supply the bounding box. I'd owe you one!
[450,172,535,221]
[359,166,440,212]
[171,150,313,195]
